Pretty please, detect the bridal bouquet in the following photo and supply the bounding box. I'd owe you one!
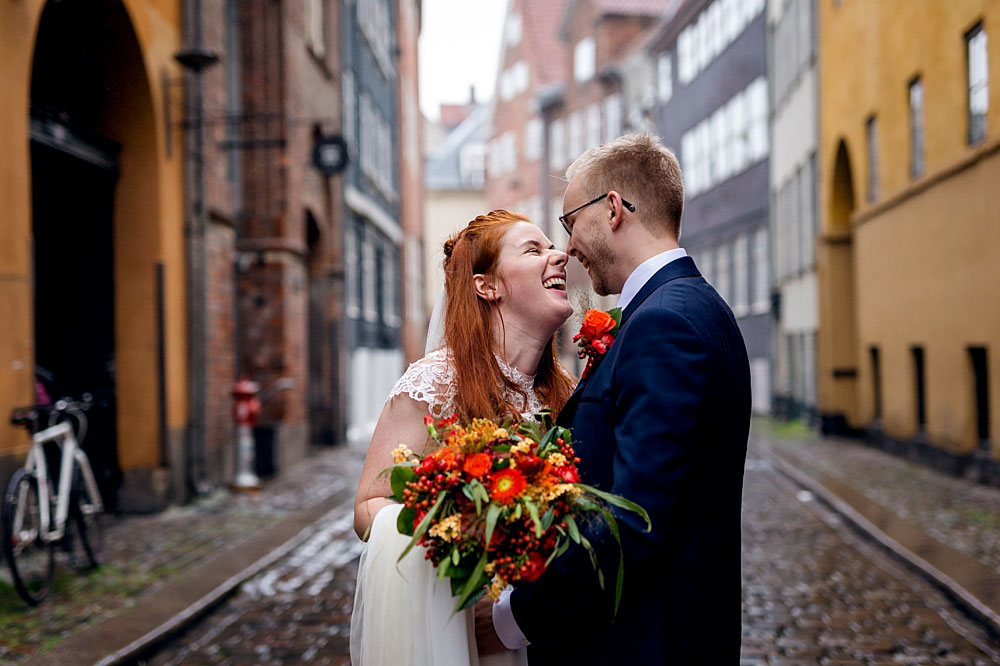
[387,411,650,614]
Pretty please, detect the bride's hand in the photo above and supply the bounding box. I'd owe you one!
[474,597,507,655]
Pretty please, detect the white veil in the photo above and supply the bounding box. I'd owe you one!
[424,288,447,354]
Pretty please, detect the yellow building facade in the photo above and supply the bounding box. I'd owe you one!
[0,0,188,508]
[817,1,1000,465]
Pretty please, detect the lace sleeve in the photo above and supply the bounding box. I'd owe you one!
[385,349,459,419]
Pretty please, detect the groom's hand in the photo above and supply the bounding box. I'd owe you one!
[474,598,507,655]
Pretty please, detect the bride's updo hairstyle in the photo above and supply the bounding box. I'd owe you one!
[442,210,575,420]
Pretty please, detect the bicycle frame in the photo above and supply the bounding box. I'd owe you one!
[20,421,103,544]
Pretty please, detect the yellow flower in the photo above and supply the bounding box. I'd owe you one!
[487,576,507,601]
[541,483,579,502]
[428,514,462,542]
[510,439,533,455]
[391,444,414,463]
[493,428,509,439]
[546,452,568,467]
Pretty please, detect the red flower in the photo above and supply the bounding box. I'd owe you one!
[490,468,527,504]
[580,310,617,340]
[554,465,580,483]
[513,452,543,475]
[518,551,547,582]
[428,446,459,471]
[423,414,434,426]
[463,453,492,478]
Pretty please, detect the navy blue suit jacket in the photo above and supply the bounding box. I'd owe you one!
[509,256,751,664]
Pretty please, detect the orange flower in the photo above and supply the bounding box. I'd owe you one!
[428,446,459,471]
[463,453,492,478]
[580,309,616,340]
[490,468,527,504]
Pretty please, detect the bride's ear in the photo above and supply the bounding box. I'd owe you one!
[473,274,500,302]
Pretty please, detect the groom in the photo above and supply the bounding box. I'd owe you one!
[476,133,751,664]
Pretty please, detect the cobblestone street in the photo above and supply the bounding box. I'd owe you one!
[141,500,361,666]
[136,435,1000,665]
[741,445,1000,665]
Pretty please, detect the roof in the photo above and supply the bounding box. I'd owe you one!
[520,0,572,88]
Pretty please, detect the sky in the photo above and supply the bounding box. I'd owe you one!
[418,0,508,121]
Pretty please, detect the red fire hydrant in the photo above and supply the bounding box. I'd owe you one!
[232,379,262,490]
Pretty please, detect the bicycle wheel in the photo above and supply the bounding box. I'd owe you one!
[1,469,55,605]
[68,461,105,569]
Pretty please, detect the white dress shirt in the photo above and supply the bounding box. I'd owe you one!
[616,247,688,311]
[492,246,688,649]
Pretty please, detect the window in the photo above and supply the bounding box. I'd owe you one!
[657,52,673,104]
[305,0,325,58]
[732,234,749,316]
[603,95,622,142]
[381,245,400,327]
[568,111,584,162]
[505,12,522,46]
[870,346,882,421]
[487,131,516,178]
[752,227,769,313]
[586,104,601,148]
[524,117,543,162]
[969,347,990,448]
[967,24,988,145]
[500,61,530,101]
[866,115,878,201]
[459,143,485,188]
[342,71,356,141]
[715,243,731,304]
[345,223,360,319]
[912,346,926,433]
[574,38,596,83]
[676,0,764,86]
[358,0,393,76]
[362,228,378,322]
[909,76,924,177]
[549,119,566,170]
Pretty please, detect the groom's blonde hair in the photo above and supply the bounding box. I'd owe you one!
[566,132,684,239]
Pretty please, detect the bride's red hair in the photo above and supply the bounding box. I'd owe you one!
[442,210,575,420]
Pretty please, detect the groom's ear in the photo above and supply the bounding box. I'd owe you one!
[473,274,500,301]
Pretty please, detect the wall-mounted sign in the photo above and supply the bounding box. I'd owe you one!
[311,135,349,176]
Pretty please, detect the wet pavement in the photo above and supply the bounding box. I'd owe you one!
[741,446,1000,665]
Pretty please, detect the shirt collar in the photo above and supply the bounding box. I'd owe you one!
[616,248,687,311]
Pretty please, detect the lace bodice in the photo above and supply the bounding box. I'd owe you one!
[387,348,543,419]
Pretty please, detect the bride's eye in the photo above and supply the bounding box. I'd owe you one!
[526,248,540,254]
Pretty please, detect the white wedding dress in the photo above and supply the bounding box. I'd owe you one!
[350,349,538,666]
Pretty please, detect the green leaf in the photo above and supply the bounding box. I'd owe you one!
[514,503,522,520]
[471,481,490,515]
[485,503,502,548]
[545,536,569,567]
[577,483,652,532]
[599,507,626,616]
[397,491,446,562]
[396,507,416,536]
[452,553,489,614]
[608,307,622,330]
[565,514,581,544]
[438,556,450,580]
[390,466,417,502]
[516,419,542,443]
[452,547,461,566]
[541,507,555,532]
[523,498,543,538]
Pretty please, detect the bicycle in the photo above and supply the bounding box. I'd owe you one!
[2,396,106,605]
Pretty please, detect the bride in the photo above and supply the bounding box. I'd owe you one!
[350,210,577,665]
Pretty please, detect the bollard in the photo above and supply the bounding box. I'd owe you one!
[232,378,262,491]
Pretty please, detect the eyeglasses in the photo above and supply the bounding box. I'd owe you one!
[558,193,636,236]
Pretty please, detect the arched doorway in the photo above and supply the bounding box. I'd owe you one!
[30,0,162,509]
[819,139,860,434]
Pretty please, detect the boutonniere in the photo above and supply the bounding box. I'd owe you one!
[573,307,622,379]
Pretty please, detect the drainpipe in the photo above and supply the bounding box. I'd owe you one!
[176,0,219,498]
